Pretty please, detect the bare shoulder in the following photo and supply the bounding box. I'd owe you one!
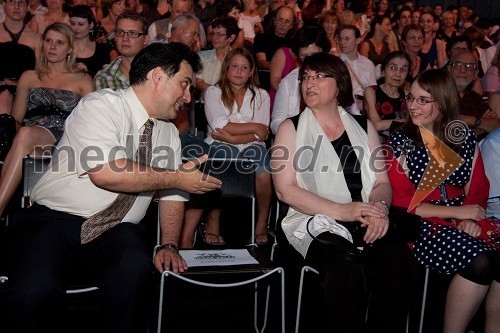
[58,72,94,95]
[20,31,41,50]
[18,70,38,84]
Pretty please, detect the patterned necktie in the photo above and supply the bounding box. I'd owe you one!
[81,120,154,244]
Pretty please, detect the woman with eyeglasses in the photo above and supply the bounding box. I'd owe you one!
[364,51,410,141]
[0,23,93,217]
[387,69,499,333]
[272,52,416,332]
[69,5,111,77]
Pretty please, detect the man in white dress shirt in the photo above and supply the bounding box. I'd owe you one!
[4,42,221,333]
[338,24,376,115]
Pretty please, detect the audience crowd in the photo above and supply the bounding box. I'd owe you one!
[0,0,499,332]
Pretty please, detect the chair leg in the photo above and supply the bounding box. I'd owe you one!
[419,268,430,333]
[295,266,319,333]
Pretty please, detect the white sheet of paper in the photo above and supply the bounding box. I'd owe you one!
[180,249,259,267]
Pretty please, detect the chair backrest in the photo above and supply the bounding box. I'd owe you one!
[22,155,51,208]
[199,158,256,199]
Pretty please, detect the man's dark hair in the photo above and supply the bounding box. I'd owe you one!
[394,6,412,21]
[116,12,149,33]
[446,35,473,54]
[292,24,331,56]
[130,42,202,85]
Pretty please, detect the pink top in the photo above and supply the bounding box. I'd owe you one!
[269,47,299,112]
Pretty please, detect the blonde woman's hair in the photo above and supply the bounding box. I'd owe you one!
[37,23,79,79]
[217,47,261,117]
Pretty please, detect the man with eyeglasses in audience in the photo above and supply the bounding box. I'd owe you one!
[0,0,40,114]
[443,35,484,96]
[147,0,206,48]
[94,12,149,90]
[448,51,500,140]
[253,5,295,90]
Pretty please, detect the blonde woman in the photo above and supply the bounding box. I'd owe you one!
[0,23,93,216]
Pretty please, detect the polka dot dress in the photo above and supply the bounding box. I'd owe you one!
[390,130,493,275]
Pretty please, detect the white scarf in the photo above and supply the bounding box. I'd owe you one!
[282,106,376,257]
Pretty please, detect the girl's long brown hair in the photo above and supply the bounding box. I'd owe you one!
[401,69,461,152]
[216,47,261,117]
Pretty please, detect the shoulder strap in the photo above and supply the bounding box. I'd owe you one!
[3,23,25,44]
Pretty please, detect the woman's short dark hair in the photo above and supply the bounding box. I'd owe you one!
[299,52,354,108]
[292,24,331,56]
[210,16,240,39]
[130,42,202,86]
[69,5,96,26]
[381,51,411,71]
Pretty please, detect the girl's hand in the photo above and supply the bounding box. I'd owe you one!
[457,219,482,238]
[363,214,389,243]
[254,123,269,141]
[212,128,234,143]
[483,109,498,119]
[455,205,486,221]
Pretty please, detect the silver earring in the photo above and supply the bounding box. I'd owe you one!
[67,54,71,62]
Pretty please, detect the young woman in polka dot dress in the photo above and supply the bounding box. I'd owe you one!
[386,69,499,333]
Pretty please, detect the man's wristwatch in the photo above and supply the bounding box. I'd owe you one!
[474,116,481,128]
[158,243,179,252]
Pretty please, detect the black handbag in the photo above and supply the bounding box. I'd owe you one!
[0,113,16,163]
[305,206,421,261]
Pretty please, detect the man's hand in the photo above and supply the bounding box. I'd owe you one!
[154,248,187,274]
[174,154,222,194]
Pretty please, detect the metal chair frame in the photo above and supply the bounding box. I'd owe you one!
[21,155,99,295]
[155,247,285,333]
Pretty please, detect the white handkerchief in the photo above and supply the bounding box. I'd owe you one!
[293,214,353,243]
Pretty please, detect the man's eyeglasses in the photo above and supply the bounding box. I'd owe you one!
[5,0,27,6]
[276,18,293,25]
[450,61,478,71]
[212,32,227,39]
[301,73,334,82]
[405,94,435,105]
[114,30,147,38]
